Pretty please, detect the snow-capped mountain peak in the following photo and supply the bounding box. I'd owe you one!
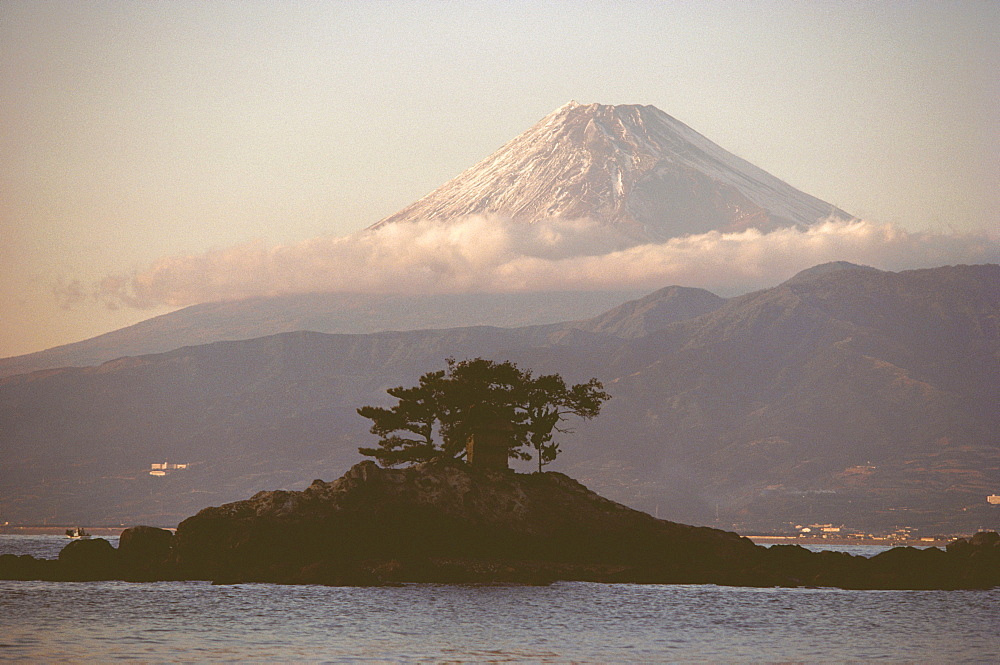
[371,102,851,241]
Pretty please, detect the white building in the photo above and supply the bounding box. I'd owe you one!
[149,461,188,476]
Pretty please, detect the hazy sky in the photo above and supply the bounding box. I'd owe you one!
[2,0,998,357]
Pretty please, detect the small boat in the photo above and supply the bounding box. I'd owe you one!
[65,527,91,539]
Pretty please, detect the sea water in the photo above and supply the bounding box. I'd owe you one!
[0,534,121,559]
[1,536,997,663]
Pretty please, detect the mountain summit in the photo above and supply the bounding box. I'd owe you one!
[371,102,852,240]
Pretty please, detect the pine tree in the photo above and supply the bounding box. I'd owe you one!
[357,358,609,469]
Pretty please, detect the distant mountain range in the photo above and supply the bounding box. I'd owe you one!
[0,290,642,379]
[1,102,850,379]
[2,263,996,534]
[3,104,990,533]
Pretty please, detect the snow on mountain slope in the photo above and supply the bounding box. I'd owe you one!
[371,102,852,241]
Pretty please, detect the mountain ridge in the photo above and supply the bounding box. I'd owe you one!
[1,263,995,533]
[0,290,645,379]
[3,101,855,377]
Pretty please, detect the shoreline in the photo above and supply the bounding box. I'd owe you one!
[1,528,956,548]
[0,526,136,537]
[747,535,954,548]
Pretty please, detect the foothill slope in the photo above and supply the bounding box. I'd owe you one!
[0,263,997,534]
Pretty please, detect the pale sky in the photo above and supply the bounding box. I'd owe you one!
[2,0,998,358]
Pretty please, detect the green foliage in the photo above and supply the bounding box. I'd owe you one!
[356,357,610,469]
[356,370,447,466]
[522,374,609,472]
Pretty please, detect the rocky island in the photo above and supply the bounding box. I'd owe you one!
[2,459,998,589]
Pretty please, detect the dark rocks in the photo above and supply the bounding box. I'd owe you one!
[0,553,60,580]
[167,459,762,585]
[0,530,175,582]
[118,526,174,580]
[943,531,1000,588]
[57,538,120,581]
[119,526,173,564]
[164,460,999,589]
[1,460,998,588]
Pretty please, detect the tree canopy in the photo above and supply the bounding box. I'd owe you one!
[357,358,610,471]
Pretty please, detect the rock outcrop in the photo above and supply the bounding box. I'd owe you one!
[1,462,997,588]
[169,459,761,585]
[0,526,174,582]
[117,525,175,580]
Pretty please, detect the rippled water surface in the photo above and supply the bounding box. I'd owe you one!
[2,537,997,662]
[0,534,120,559]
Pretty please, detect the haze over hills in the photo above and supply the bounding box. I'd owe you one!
[371,101,852,239]
[577,262,1000,530]
[4,102,994,535]
[567,285,726,339]
[0,290,643,379]
[2,263,996,534]
[2,102,854,377]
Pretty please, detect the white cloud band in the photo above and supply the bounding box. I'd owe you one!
[92,217,1000,308]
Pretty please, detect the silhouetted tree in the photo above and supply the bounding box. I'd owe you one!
[357,369,447,466]
[522,373,609,472]
[357,358,610,469]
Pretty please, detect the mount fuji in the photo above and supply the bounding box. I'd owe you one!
[2,102,994,532]
[371,101,851,240]
[4,102,851,376]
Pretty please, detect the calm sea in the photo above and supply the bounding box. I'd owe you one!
[1,535,997,663]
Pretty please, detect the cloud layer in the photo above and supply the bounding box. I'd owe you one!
[90,217,1000,309]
